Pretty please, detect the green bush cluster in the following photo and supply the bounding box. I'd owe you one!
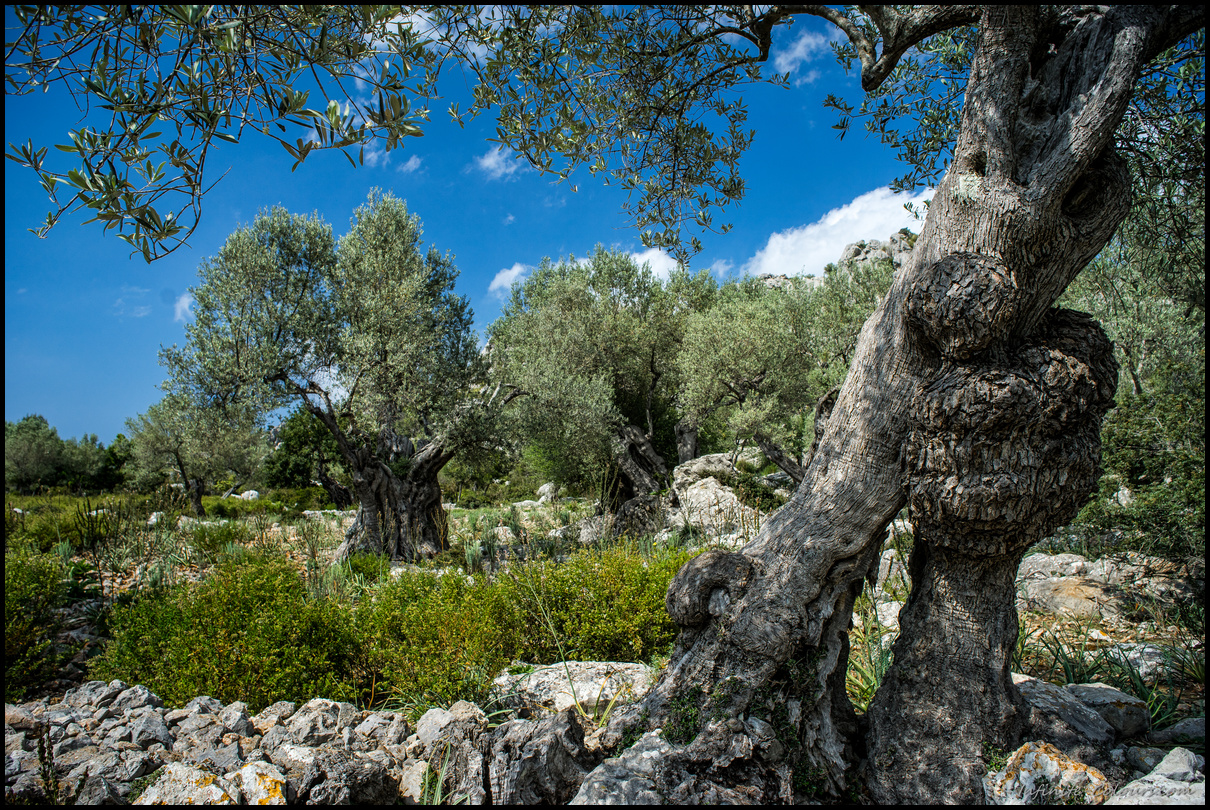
[93,542,693,716]
[90,554,362,711]
[345,551,391,583]
[5,549,67,702]
[187,521,254,563]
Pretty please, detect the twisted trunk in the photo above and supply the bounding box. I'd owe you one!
[611,423,674,536]
[336,437,453,562]
[628,6,1195,804]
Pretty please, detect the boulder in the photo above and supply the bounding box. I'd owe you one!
[674,477,762,537]
[537,483,560,503]
[1149,717,1206,748]
[133,761,240,804]
[239,490,259,501]
[1018,576,1133,620]
[671,449,761,498]
[1110,643,1171,681]
[983,741,1113,805]
[571,731,671,805]
[1064,683,1150,740]
[1013,673,1116,749]
[489,710,601,804]
[226,761,288,805]
[283,698,360,746]
[491,662,656,718]
[1106,747,1205,805]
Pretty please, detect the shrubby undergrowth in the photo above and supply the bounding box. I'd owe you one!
[5,549,67,702]
[87,541,693,716]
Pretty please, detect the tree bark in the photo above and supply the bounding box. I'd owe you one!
[867,309,1117,802]
[674,416,700,464]
[611,423,674,536]
[336,437,453,562]
[631,5,1198,803]
[173,451,206,517]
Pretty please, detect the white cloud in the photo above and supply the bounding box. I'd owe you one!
[174,292,194,322]
[113,285,152,318]
[474,146,523,180]
[773,30,830,76]
[363,145,389,168]
[743,186,934,278]
[397,154,422,174]
[502,213,515,225]
[708,259,734,279]
[489,262,529,298]
[629,248,680,281]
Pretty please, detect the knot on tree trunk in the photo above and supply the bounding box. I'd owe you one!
[905,252,1026,359]
[666,549,755,628]
[904,308,1117,556]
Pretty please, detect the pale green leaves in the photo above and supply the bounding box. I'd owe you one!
[162,191,476,444]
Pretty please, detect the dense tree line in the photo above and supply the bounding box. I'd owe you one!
[4,416,131,494]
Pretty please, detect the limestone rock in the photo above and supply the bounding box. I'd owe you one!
[674,477,762,537]
[671,450,760,498]
[225,761,287,805]
[416,701,488,752]
[1014,673,1116,749]
[983,740,1113,805]
[571,731,670,804]
[1018,576,1133,619]
[250,701,296,734]
[1065,683,1150,740]
[489,710,601,804]
[492,662,656,718]
[1107,747,1205,805]
[1149,717,1206,748]
[284,697,360,746]
[133,761,239,804]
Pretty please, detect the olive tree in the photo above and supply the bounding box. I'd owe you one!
[678,257,894,483]
[163,192,488,560]
[446,7,1202,803]
[487,248,715,523]
[125,393,268,515]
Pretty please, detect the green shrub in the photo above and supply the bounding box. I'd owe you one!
[345,551,391,583]
[188,521,253,562]
[360,543,693,716]
[728,471,787,513]
[91,554,361,711]
[5,550,67,701]
[503,544,693,664]
[359,570,520,711]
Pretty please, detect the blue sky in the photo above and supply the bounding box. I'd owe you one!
[5,14,933,444]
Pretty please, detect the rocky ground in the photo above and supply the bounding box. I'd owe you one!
[6,451,1205,803]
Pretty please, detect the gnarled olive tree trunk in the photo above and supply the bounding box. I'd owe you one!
[611,423,674,536]
[635,6,1200,804]
[336,437,454,562]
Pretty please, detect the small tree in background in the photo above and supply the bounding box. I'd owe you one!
[126,394,268,516]
[678,257,895,483]
[5,416,65,493]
